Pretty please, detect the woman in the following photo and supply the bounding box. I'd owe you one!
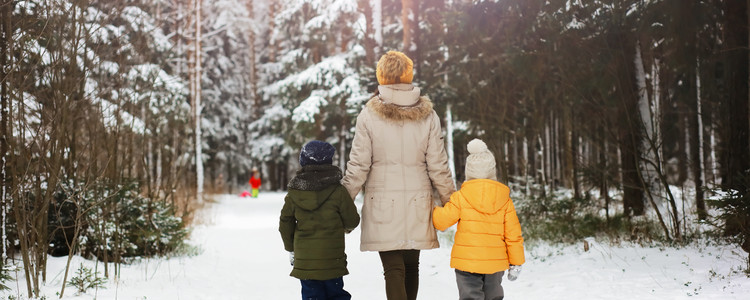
[342,51,456,300]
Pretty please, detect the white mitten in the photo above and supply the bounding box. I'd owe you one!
[289,252,295,266]
[507,265,521,281]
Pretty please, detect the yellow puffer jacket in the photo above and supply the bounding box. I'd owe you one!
[433,179,525,274]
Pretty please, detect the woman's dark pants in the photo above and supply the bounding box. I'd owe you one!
[379,249,420,300]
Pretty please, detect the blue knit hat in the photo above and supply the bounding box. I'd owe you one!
[299,140,335,167]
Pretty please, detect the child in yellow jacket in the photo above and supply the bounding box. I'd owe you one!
[433,139,525,300]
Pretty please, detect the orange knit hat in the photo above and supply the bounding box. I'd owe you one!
[376,51,413,85]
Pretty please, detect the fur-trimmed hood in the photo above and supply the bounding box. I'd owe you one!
[288,164,343,192]
[366,84,433,122]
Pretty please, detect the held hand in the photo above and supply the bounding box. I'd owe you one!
[289,252,295,266]
[432,196,445,208]
[507,265,521,281]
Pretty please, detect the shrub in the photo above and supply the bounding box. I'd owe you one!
[43,179,188,261]
[0,261,13,291]
[79,180,188,260]
[513,185,662,244]
[706,174,750,273]
[48,182,84,257]
[67,263,107,294]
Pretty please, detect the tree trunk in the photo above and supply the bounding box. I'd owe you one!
[690,61,707,220]
[523,127,531,195]
[563,102,579,198]
[600,124,611,222]
[266,160,278,191]
[412,0,420,80]
[247,0,260,119]
[156,140,163,194]
[718,0,750,243]
[0,0,12,262]
[674,0,706,220]
[721,0,750,191]
[359,0,376,64]
[58,201,84,298]
[373,0,382,52]
[615,32,645,216]
[173,1,185,205]
[13,192,33,297]
[540,131,549,196]
[195,0,204,203]
[634,42,661,210]
[571,123,581,200]
[620,106,645,216]
[267,0,280,62]
[554,115,561,189]
[446,103,456,186]
[539,122,555,190]
[401,0,413,53]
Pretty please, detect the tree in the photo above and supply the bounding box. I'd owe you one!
[671,0,708,220]
[0,0,12,264]
[194,0,204,203]
[401,0,415,58]
[4,1,192,296]
[359,0,376,64]
[201,0,256,193]
[258,0,367,188]
[720,0,750,192]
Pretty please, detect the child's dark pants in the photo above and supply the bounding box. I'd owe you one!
[455,269,505,300]
[379,249,420,300]
[300,277,351,300]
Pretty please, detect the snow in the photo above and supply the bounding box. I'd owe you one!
[263,54,354,98]
[292,91,328,124]
[566,16,584,29]
[5,192,749,299]
[121,6,171,52]
[302,0,358,33]
[99,61,120,75]
[92,98,146,134]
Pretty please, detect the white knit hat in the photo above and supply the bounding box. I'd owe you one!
[465,139,497,181]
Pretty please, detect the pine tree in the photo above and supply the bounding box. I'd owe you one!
[258,0,367,188]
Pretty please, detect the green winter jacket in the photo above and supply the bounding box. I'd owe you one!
[279,164,360,280]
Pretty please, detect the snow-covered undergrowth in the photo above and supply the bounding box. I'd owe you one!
[511,181,741,246]
[3,192,749,299]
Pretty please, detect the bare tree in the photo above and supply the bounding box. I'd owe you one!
[194,0,204,203]
[401,0,414,53]
[359,0,376,64]
[0,0,13,265]
[247,0,260,120]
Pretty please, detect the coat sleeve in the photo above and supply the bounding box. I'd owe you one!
[278,194,296,252]
[432,191,461,231]
[341,110,373,199]
[504,199,525,266]
[426,111,457,204]
[337,186,361,232]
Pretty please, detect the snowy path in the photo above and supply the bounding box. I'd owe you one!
[7,192,750,299]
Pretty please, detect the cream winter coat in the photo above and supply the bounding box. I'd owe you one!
[342,83,456,252]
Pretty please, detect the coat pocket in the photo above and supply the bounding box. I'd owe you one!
[369,195,394,224]
[412,192,432,223]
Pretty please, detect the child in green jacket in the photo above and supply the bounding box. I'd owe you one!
[279,140,361,300]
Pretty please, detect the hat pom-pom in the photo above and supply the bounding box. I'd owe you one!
[467,139,488,154]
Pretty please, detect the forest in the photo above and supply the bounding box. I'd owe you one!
[0,0,749,298]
